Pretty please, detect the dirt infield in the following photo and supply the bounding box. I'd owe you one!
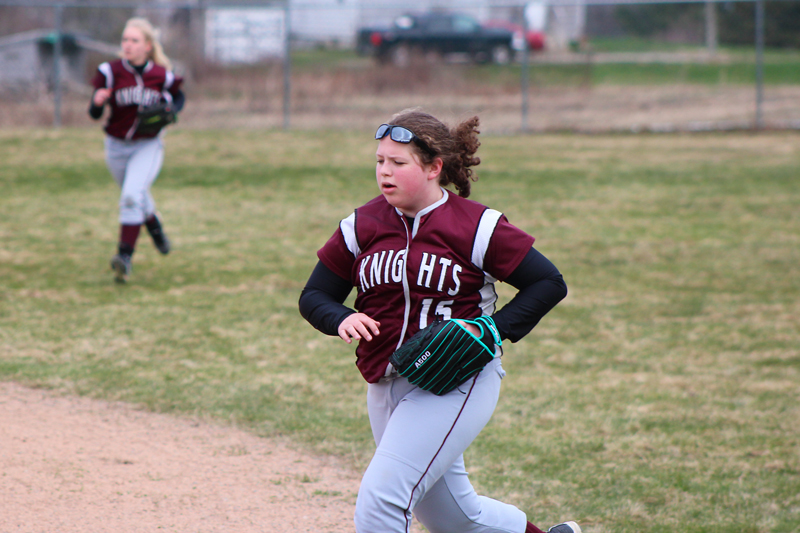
[0,382,363,533]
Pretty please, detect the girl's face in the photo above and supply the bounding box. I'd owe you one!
[121,26,152,66]
[376,137,443,218]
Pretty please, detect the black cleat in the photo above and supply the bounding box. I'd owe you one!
[151,230,170,255]
[110,253,132,284]
[145,215,171,255]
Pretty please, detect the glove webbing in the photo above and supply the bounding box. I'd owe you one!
[468,315,503,351]
[403,317,501,393]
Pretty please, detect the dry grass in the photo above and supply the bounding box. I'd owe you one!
[4,58,800,133]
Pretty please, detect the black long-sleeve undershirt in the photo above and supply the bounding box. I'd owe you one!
[88,102,104,120]
[298,247,567,343]
[493,247,568,342]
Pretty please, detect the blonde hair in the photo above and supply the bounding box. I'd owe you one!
[123,17,172,70]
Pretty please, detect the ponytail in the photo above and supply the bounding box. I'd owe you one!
[447,116,481,197]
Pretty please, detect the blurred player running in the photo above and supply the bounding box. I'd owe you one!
[89,17,184,283]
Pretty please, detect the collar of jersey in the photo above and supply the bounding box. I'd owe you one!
[395,188,449,239]
[122,58,153,74]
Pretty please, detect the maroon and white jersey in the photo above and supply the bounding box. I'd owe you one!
[318,189,535,383]
[91,59,183,140]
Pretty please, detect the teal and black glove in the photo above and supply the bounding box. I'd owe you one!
[389,316,501,396]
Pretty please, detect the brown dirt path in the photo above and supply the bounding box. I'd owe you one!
[0,381,362,533]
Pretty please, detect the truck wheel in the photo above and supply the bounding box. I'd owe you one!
[491,45,512,65]
[390,44,412,67]
[471,49,490,64]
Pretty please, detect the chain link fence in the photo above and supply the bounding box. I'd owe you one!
[1,0,798,133]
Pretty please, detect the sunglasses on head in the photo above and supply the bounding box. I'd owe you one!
[375,124,435,155]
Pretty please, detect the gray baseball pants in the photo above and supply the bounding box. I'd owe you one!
[104,134,164,225]
[355,358,527,533]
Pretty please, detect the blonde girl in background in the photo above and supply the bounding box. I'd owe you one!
[89,17,185,283]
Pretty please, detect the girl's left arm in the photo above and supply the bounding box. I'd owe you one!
[166,72,185,111]
[170,90,185,112]
[491,247,568,342]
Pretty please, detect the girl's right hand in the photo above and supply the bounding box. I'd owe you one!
[93,88,112,106]
[338,313,381,344]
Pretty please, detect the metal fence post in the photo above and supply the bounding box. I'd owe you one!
[520,8,530,133]
[283,0,291,130]
[754,0,765,130]
[53,3,64,128]
[705,0,717,53]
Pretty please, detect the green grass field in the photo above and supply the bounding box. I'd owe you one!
[470,53,800,87]
[1,128,799,533]
[290,46,800,87]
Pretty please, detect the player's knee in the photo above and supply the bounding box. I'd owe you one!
[355,461,416,532]
[119,193,140,211]
[354,491,410,533]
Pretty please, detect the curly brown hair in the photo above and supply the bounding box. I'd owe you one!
[387,109,481,198]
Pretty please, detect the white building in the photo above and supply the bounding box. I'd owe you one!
[205,7,287,64]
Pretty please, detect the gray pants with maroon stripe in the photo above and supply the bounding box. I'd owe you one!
[104,134,164,225]
[356,358,526,533]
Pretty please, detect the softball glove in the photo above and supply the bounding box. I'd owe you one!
[389,316,501,395]
[136,101,177,135]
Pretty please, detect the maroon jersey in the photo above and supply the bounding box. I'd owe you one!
[91,59,183,140]
[318,190,535,383]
